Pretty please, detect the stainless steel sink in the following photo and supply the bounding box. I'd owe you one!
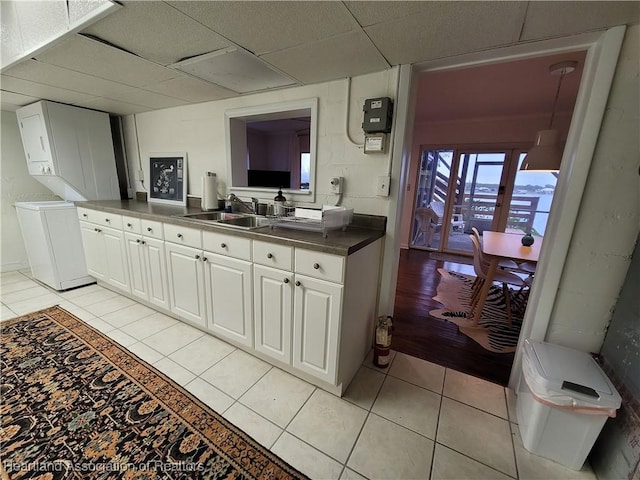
[216,215,271,229]
[179,211,240,221]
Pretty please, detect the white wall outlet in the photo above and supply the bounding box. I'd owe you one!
[377,175,390,196]
[330,176,343,194]
[135,169,144,181]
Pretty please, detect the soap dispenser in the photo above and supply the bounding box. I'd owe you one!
[274,188,286,216]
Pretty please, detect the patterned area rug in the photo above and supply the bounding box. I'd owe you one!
[430,269,525,353]
[0,306,308,480]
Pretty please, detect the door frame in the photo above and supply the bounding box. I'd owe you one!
[378,26,626,389]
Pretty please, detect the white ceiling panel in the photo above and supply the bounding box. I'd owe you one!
[0,91,40,111]
[169,1,359,55]
[35,35,179,87]
[142,76,238,103]
[344,1,432,27]
[80,97,149,115]
[92,84,186,109]
[0,75,95,105]
[366,2,527,65]
[261,31,390,85]
[82,1,230,65]
[13,1,69,52]
[521,1,640,41]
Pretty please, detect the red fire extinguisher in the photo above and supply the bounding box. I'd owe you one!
[373,316,393,368]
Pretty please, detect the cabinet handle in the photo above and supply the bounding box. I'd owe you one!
[136,239,141,243]
[220,243,227,248]
[96,228,102,233]
[94,228,99,232]
[39,136,45,151]
[283,278,289,284]
[147,227,152,232]
[177,233,183,239]
[195,254,200,260]
[141,240,146,245]
[267,253,273,259]
[203,257,208,262]
[313,263,320,270]
[127,223,132,227]
[295,281,301,287]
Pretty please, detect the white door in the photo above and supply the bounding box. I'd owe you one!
[79,221,106,280]
[18,111,50,173]
[165,242,206,328]
[205,253,253,347]
[102,226,130,292]
[293,274,342,384]
[144,237,170,311]
[125,232,146,300]
[254,264,292,363]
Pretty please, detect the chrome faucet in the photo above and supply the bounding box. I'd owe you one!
[226,194,259,214]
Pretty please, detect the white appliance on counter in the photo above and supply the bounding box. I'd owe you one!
[15,100,122,290]
[16,202,94,290]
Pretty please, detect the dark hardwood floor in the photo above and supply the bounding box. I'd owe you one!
[392,248,515,386]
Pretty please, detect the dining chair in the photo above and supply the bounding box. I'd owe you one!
[469,235,526,328]
[471,227,520,270]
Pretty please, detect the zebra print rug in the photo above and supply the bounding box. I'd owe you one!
[429,269,527,353]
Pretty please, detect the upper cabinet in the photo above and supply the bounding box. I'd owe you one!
[16,101,120,201]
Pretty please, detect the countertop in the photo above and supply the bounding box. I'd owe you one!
[75,200,386,256]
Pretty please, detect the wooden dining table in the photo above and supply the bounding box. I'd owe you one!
[468,231,543,325]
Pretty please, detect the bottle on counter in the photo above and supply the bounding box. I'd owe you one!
[274,188,286,216]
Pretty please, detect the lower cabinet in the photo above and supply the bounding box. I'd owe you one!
[292,274,343,385]
[205,253,253,347]
[79,221,129,292]
[253,264,293,363]
[164,242,207,328]
[124,233,170,310]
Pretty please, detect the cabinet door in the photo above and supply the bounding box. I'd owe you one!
[102,226,130,292]
[125,232,147,301]
[79,221,106,280]
[254,264,292,363]
[18,111,51,173]
[205,253,253,347]
[293,274,343,384]
[165,242,206,328]
[144,237,170,311]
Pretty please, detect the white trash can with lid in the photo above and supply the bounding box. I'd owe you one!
[516,339,621,470]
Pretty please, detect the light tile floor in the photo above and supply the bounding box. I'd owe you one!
[1,270,599,480]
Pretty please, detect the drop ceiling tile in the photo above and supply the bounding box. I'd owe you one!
[94,84,187,109]
[0,90,39,111]
[79,97,150,115]
[344,1,432,27]
[0,75,95,105]
[169,1,359,55]
[521,1,640,41]
[365,2,527,65]
[81,0,230,65]
[142,76,238,103]
[261,31,390,84]
[1,1,24,67]
[35,34,179,87]
[13,0,68,52]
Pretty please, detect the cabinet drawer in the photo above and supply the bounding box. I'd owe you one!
[163,223,202,248]
[141,219,163,239]
[253,241,293,271]
[203,231,251,261]
[122,216,141,234]
[295,248,345,284]
[77,208,122,229]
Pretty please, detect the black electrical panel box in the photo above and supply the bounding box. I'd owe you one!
[362,97,393,133]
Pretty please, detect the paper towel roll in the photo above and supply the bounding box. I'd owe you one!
[201,172,218,210]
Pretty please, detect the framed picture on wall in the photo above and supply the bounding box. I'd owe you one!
[148,153,188,206]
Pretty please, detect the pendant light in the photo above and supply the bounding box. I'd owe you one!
[521,61,577,172]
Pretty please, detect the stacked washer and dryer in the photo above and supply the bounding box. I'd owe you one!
[15,100,122,291]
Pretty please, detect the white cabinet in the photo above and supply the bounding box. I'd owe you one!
[164,242,207,329]
[79,220,129,292]
[205,253,253,347]
[254,264,293,363]
[125,233,170,311]
[16,101,119,201]
[293,274,343,384]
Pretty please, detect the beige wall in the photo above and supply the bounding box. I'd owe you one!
[126,69,399,216]
[0,111,59,272]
